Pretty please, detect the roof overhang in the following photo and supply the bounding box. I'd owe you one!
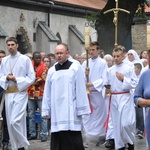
[69,25,84,43]
[54,0,107,10]
[0,0,102,17]
[0,26,8,37]
[38,21,60,42]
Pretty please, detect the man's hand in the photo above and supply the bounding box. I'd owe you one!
[105,88,110,95]
[86,82,93,88]
[116,72,124,82]
[7,74,16,82]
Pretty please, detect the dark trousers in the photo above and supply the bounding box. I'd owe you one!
[0,87,9,145]
[2,103,9,144]
[118,143,134,150]
[136,107,144,132]
[51,131,84,150]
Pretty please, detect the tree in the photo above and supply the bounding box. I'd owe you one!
[94,0,149,53]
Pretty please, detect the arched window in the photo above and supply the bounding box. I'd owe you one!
[16,27,32,54]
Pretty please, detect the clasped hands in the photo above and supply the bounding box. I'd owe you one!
[6,74,16,82]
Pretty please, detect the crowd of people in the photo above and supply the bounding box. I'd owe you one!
[0,37,150,150]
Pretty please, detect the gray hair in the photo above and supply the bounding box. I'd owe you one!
[103,54,113,60]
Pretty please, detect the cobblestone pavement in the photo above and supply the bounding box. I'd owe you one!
[28,136,148,150]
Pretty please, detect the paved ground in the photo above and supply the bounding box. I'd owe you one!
[28,135,148,150]
[1,134,147,150]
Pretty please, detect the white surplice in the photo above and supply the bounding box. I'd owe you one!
[0,52,35,150]
[42,61,91,133]
[82,57,108,139]
[106,63,137,149]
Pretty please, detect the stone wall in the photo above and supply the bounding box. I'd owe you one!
[132,23,147,55]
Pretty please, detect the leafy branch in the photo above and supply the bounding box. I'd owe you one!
[85,11,101,28]
[135,0,149,18]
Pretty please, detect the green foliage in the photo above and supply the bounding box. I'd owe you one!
[85,11,101,28]
[86,0,150,22]
[135,0,149,18]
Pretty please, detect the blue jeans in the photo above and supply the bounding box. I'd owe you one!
[136,107,144,132]
[145,108,150,149]
[28,99,48,137]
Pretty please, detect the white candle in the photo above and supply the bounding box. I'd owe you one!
[85,24,90,50]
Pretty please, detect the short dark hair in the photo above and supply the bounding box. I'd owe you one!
[100,49,105,58]
[90,41,100,50]
[0,50,6,54]
[134,63,142,70]
[113,47,123,54]
[33,51,41,58]
[140,50,147,59]
[6,37,18,44]
[47,53,55,58]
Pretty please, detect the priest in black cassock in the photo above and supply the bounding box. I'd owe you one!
[42,43,91,150]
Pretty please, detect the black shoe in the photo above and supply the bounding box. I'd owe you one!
[18,147,25,150]
[137,130,144,139]
[41,136,47,142]
[105,141,115,149]
[128,143,134,150]
[3,144,9,150]
[27,136,37,140]
[96,136,105,146]
[118,147,125,150]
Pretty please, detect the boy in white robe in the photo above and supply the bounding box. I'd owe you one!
[106,47,137,150]
[0,37,35,150]
[42,43,90,150]
[82,41,108,146]
[105,45,136,149]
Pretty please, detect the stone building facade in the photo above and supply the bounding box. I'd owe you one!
[0,0,98,56]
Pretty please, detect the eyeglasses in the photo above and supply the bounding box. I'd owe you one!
[44,61,50,62]
[7,44,15,46]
